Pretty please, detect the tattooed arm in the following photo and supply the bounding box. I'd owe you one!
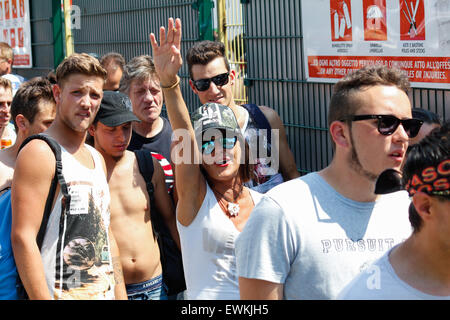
[109,226,127,300]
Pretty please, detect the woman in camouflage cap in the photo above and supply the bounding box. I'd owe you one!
[150,18,264,300]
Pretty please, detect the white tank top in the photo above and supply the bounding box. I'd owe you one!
[177,182,263,300]
[40,144,115,300]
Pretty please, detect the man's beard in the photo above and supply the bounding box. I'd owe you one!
[348,130,379,182]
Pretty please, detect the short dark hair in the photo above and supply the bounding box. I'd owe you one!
[100,52,126,71]
[11,77,55,132]
[411,108,441,126]
[328,66,411,149]
[186,41,230,79]
[403,121,450,233]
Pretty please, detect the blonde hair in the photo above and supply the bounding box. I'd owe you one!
[0,42,13,61]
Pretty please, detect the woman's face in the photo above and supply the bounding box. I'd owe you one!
[201,132,243,183]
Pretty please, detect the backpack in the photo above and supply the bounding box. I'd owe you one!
[134,149,186,296]
[242,103,272,147]
[16,134,71,299]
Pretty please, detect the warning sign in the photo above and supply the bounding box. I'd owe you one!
[308,56,450,84]
[363,0,387,41]
[330,0,352,42]
[302,0,450,89]
[400,0,425,41]
[0,0,31,68]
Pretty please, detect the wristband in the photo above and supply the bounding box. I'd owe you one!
[161,76,180,90]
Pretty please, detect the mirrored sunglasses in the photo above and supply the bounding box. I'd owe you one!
[201,136,237,155]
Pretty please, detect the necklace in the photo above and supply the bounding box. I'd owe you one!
[210,184,244,217]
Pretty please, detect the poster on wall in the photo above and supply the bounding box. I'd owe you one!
[0,0,32,68]
[302,0,450,89]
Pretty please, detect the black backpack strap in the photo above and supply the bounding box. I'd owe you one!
[134,150,186,295]
[19,134,70,250]
[134,150,158,236]
[242,103,272,146]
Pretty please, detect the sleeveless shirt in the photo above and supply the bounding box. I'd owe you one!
[177,183,263,300]
[40,144,115,300]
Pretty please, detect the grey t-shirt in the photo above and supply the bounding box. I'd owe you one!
[235,172,413,299]
[338,246,450,300]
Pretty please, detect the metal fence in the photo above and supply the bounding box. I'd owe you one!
[71,0,202,112]
[241,0,449,174]
[15,0,450,175]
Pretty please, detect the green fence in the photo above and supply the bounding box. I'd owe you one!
[241,0,449,174]
[15,0,449,175]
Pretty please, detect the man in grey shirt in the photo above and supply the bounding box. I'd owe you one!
[235,66,424,299]
[339,123,449,300]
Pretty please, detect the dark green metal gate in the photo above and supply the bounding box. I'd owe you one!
[15,0,449,175]
[241,0,449,174]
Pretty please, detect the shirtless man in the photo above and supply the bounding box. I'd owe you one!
[89,90,179,300]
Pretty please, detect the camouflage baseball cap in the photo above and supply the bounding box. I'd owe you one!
[191,103,242,138]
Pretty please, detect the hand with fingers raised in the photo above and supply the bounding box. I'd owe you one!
[150,18,183,88]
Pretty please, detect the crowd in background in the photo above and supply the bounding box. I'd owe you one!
[0,18,448,301]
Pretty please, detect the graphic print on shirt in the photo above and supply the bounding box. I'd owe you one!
[244,126,277,186]
[151,152,174,193]
[54,181,114,300]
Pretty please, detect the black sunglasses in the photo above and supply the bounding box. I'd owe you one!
[192,72,230,91]
[344,115,423,138]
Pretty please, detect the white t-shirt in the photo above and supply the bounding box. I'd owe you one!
[177,182,263,300]
[338,246,450,300]
[235,172,413,300]
[41,144,115,300]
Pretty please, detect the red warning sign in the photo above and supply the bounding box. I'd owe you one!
[363,0,387,41]
[19,0,24,17]
[400,0,425,41]
[5,0,10,20]
[308,56,450,84]
[11,0,17,19]
[330,0,352,42]
[10,28,15,48]
[18,27,23,47]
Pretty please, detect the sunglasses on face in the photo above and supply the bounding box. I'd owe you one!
[192,72,230,92]
[201,136,238,155]
[345,114,423,138]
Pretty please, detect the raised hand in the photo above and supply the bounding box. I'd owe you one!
[150,18,182,86]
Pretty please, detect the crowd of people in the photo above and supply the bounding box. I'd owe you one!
[0,18,448,300]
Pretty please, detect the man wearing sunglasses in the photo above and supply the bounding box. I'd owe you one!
[339,122,449,299]
[186,41,300,193]
[236,66,421,299]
